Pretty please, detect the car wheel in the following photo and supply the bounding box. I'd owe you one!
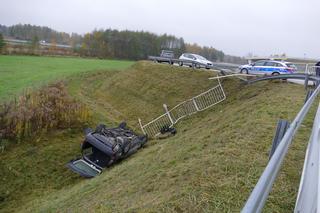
[241,69,248,74]
[272,72,280,76]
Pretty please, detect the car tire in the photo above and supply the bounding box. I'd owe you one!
[272,72,280,76]
[241,69,248,74]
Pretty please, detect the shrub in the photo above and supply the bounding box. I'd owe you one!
[0,82,90,143]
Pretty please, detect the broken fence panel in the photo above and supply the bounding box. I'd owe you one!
[170,99,198,123]
[139,81,226,137]
[141,113,172,137]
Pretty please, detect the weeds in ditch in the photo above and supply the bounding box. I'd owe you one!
[0,81,90,146]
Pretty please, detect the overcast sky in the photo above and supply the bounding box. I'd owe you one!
[1,0,319,58]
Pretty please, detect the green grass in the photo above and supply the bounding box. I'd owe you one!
[0,61,317,212]
[0,55,134,100]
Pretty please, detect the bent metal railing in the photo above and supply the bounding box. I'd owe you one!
[242,84,320,213]
[208,72,320,212]
[294,101,320,212]
[138,79,226,137]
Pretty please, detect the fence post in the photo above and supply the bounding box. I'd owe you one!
[138,118,146,135]
[163,104,175,125]
[217,77,226,99]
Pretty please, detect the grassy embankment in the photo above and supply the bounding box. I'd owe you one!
[0,60,317,212]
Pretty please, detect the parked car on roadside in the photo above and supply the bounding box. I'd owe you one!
[239,60,297,75]
[148,50,175,64]
[179,53,213,69]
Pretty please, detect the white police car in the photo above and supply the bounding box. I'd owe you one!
[239,60,297,75]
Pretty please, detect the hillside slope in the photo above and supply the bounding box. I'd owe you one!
[1,62,316,212]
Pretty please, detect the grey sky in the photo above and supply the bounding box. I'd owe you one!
[1,0,319,58]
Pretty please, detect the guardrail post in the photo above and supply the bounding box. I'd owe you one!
[269,120,290,160]
[304,89,314,103]
[305,64,309,74]
[316,66,320,86]
[304,74,309,90]
[163,104,174,125]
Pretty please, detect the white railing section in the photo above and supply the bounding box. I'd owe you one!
[170,99,198,123]
[138,79,226,137]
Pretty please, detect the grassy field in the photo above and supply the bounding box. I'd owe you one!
[0,55,134,100]
[0,61,317,212]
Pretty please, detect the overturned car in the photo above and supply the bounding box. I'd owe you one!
[67,122,148,178]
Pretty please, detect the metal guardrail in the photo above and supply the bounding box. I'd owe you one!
[294,101,320,212]
[138,79,226,137]
[209,73,256,80]
[246,73,320,85]
[242,84,320,213]
[306,65,320,75]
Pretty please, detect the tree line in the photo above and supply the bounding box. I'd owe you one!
[0,24,246,63]
[185,43,225,62]
[0,24,81,45]
[79,29,185,60]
